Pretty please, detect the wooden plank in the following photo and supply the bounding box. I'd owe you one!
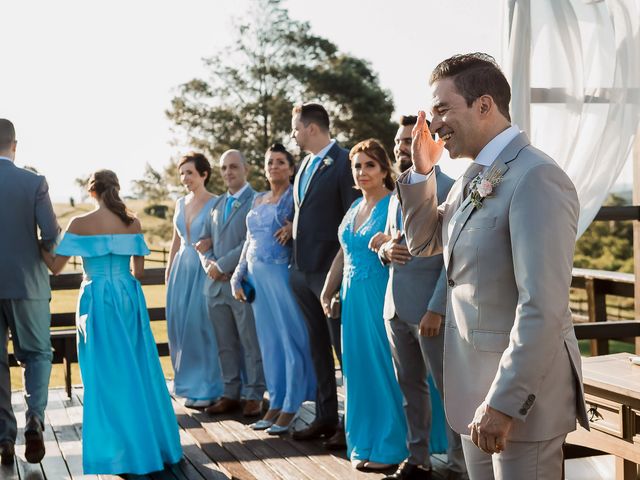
[174,432,225,480]
[40,392,73,480]
[574,321,640,340]
[193,414,280,480]
[214,418,311,480]
[171,399,249,480]
[45,389,97,479]
[11,391,46,479]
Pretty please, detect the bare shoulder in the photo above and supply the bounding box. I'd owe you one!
[65,213,95,235]
[128,217,142,234]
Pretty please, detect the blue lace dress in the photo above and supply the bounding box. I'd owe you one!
[339,195,408,464]
[166,196,223,401]
[231,186,316,414]
[56,233,182,474]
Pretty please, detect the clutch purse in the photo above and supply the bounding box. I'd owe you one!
[241,278,256,303]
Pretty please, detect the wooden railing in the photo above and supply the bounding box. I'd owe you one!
[571,268,638,356]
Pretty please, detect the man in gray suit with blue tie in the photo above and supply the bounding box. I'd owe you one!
[199,149,265,418]
[0,119,60,464]
[375,116,466,480]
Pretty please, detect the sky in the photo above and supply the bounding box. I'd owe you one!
[1,0,632,202]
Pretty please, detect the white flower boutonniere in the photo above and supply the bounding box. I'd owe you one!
[469,168,503,209]
[232,199,241,210]
[322,156,334,168]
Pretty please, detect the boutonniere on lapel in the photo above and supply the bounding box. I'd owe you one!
[469,168,503,209]
[232,199,242,211]
[318,156,334,171]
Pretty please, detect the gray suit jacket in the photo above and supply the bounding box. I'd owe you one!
[381,166,453,324]
[201,185,255,300]
[398,132,589,441]
[0,160,59,300]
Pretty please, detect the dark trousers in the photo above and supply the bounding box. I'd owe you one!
[290,269,341,426]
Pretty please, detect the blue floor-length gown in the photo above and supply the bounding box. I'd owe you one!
[56,233,182,475]
[339,195,408,464]
[166,196,223,401]
[233,187,316,413]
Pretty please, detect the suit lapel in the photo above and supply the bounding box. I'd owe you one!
[445,132,529,267]
[219,188,251,235]
[300,143,339,206]
[294,154,312,208]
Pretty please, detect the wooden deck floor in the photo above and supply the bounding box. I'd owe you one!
[3,385,615,480]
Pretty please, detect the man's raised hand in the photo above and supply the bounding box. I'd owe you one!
[411,110,444,175]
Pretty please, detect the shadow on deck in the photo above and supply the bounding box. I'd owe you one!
[3,385,615,480]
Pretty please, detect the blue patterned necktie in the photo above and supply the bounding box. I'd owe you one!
[298,155,321,201]
[395,201,403,232]
[223,195,234,222]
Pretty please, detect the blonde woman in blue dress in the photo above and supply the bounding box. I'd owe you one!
[41,170,182,475]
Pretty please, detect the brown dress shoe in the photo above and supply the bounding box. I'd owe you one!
[0,441,15,466]
[205,397,241,415]
[322,428,346,450]
[242,399,262,417]
[291,422,336,441]
[24,416,45,464]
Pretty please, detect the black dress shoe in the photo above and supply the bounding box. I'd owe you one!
[0,441,15,466]
[24,416,45,464]
[383,463,432,480]
[291,422,336,441]
[322,428,346,450]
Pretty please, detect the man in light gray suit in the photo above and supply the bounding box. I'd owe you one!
[0,119,60,464]
[375,116,465,480]
[198,150,265,418]
[398,54,589,479]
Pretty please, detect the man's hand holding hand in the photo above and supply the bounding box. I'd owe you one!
[195,237,212,254]
[274,221,293,245]
[206,260,229,281]
[411,110,444,175]
[469,402,513,455]
[381,231,412,264]
[418,310,442,337]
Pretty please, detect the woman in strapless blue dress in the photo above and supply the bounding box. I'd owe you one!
[231,144,315,434]
[166,153,223,406]
[321,140,407,471]
[42,170,182,475]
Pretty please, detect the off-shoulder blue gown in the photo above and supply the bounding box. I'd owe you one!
[56,233,182,475]
[339,195,408,465]
[166,196,223,401]
[232,187,316,414]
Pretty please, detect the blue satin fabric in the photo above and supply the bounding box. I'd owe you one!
[56,233,182,474]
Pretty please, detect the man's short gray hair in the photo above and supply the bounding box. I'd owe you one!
[220,149,248,166]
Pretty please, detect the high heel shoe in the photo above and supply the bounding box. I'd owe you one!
[250,419,274,430]
[266,423,291,435]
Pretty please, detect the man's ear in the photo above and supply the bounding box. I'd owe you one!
[478,95,493,116]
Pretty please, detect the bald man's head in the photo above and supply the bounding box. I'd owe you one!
[219,149,248,194]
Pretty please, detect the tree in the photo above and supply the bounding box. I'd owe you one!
[131,163,178,202]
[74,175,90,202]
[574,193,633,273]
[166,0,396,193]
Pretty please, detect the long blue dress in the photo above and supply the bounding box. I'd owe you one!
[166,196,223,401]
[339,195,408,465]
[232,187,316,413]
[56,233,182,475]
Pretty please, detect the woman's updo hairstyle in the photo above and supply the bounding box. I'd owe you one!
[87,169,136,226]
[178,152,212,186]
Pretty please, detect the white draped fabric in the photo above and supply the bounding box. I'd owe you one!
[503,0,640,237]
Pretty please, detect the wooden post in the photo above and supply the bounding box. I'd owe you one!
[586,278,609,355]
[634,128,640,354]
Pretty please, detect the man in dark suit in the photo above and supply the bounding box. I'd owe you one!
[375,116,466,480]
[287,103,359,448]
[0,119,60,464]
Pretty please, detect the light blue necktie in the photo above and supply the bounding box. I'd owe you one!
[396,201,403,232]
[223,195,234,222]
[298,156,321,201]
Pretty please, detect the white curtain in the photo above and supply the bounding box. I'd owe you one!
[504,0,640,237]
